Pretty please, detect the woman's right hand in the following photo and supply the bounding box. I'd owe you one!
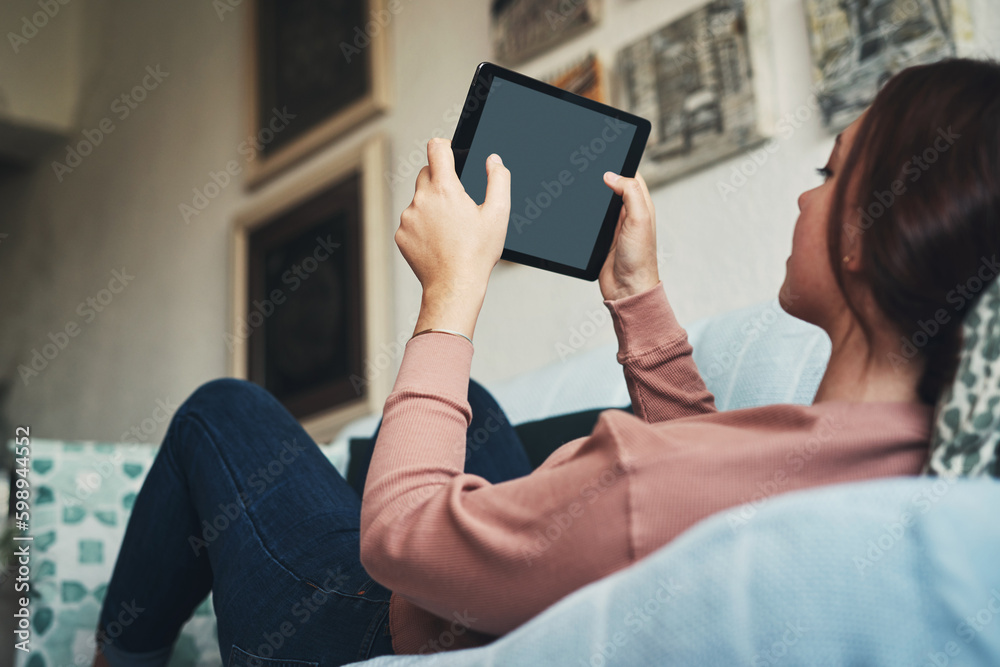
[598,171,660,301]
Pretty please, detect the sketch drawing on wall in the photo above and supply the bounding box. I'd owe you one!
[543,52,608,104]
[491,0,603,65]
[613,0,774,187]
[803,0,961,131]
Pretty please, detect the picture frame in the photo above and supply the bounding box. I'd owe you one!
[543,52,608,104]
[612,0,776,187]
[491,0,603,66]
[244,0,392,188]
[230,134,392,444]
[803,0,970,132]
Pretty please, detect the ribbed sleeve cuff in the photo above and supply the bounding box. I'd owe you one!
[391,331,475,402]
[603,281,687,361]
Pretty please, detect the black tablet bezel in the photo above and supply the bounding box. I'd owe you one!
[451,61,652,281]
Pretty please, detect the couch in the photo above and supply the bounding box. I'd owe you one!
[10,293,1000,666]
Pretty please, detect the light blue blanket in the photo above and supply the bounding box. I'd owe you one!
[346,476,1000,666]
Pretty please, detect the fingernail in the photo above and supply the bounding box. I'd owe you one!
[489,153,503,165]
[605,171,620,183]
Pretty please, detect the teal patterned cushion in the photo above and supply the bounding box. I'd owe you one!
[11,440,223,667]
[927,276,1000,478]
[10,438,352,667]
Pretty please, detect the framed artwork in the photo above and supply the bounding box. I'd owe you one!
[245,0,392,188]
[230,134,392,443]
[491,0,603,65]
[803,0,969,132]
[543,52,608,104]
[612,0,776,187]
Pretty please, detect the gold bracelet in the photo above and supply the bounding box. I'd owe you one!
[411,328,473,346]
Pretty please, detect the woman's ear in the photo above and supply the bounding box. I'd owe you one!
[842,249,863,273]
[839,224,864,274]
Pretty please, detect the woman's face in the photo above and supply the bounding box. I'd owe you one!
[779,112,866,330]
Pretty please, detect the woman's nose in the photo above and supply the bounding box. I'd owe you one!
[797,189,809,212]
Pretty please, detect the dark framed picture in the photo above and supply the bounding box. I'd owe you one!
[245,0,392,188]
[231,135,392,442]
[246,172,363,420]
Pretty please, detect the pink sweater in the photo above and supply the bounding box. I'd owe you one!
[358,281,934,655]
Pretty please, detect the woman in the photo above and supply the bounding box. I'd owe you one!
[93,58,1000,666]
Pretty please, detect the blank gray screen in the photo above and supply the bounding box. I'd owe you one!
[460,77,637,270]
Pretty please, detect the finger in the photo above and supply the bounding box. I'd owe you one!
[482,154,511,220]
[427,138,459,185]
[603,172,651,227]
[635,172,655,220]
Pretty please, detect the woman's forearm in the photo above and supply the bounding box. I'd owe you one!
[605,280,718,421]
[412,279,488,341]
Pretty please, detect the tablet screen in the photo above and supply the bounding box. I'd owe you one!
[458,75,638,270]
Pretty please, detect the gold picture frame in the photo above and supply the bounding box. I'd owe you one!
[229,133,392,444]
[244,0,393,188]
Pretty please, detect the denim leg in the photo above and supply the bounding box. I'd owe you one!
[349,378,534,499]
[98,378,394,667]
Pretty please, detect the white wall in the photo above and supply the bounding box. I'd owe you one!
[0,0,997,443]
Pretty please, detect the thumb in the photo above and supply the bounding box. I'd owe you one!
[603,170,626,196]
[603,171,649,230]
[482,153,511,220]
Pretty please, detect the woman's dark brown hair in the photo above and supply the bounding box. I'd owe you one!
[826,57,1000,406]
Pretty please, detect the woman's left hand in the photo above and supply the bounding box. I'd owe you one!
[396,138,511,340]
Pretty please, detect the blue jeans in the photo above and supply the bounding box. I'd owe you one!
[97,377,534,667]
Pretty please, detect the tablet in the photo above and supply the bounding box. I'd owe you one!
[451,62,651,281]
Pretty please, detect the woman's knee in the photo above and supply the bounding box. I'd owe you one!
[178,378,273,419]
